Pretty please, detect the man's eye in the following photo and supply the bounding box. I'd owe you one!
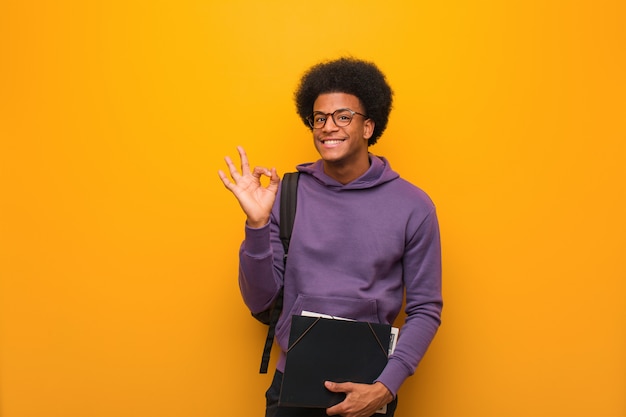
[315,116,327,123]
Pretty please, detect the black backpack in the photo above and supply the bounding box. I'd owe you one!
[251,172,300,374]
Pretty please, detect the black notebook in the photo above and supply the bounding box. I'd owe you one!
[278,315,392,409]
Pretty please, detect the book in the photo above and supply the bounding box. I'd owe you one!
[279,314,393,410]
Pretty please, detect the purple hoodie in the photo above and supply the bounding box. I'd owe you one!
[239,155,442,396]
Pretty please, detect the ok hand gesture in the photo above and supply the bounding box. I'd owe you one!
[218,146,280,228]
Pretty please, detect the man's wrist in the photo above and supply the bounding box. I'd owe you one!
[246,217,269,228]
[373,381,394,403]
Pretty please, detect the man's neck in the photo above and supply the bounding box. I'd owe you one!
[323,156,371,185]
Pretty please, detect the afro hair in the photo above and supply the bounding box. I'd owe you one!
[294,57,393,146]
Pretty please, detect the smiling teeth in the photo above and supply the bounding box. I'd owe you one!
[324,140,343,144]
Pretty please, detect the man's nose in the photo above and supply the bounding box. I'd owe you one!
[322,115,339,131]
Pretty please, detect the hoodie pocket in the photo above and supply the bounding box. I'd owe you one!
[292,294,379,322]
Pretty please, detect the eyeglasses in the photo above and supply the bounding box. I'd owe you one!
[306,108,368,129]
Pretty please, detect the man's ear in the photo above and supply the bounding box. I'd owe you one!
[363,119,375,140]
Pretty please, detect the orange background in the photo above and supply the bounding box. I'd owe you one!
[1,1,625,416]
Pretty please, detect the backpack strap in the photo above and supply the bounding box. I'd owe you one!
[259,172,300,374]
[279,172,300,256]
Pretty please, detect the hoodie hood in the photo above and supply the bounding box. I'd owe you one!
[296,154,399,190]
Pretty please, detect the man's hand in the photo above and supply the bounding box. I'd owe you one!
[324,381,393,417]
[218,146,280,227]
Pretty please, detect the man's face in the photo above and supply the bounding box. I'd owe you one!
[311,92,374,169]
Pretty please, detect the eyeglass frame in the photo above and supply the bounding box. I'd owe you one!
[306,108,369,129]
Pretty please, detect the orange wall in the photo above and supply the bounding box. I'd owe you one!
[1,1,625,416]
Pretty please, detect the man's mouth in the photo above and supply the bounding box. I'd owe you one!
[321,139,345,145]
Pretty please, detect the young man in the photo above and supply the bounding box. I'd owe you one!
[218,58,442,417]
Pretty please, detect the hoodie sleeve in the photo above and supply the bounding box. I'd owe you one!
[238,204,286,315]
[375,207,443,396]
